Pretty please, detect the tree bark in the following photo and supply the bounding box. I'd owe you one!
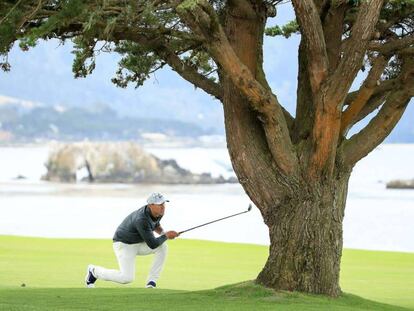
[221,2,291,215]
[256,171,350,297]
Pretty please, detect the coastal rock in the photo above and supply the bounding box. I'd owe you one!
[43,142,236,184]
[386,179,414,189]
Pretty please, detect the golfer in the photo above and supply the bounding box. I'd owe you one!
[85,192,179,288]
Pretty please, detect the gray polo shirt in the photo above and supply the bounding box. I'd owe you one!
[113,205,167,249]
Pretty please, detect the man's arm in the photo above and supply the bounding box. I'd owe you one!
[136,220,167,249]
[154,225,164,235]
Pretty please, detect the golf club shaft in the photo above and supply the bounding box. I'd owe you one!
[179,210,249,234]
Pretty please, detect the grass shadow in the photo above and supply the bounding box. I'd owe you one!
[0,281,410,311]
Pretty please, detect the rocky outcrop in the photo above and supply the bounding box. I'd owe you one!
[43,142,237,184]
[386,179,414,189]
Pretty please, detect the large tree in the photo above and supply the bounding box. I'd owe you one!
[1,0,413,297]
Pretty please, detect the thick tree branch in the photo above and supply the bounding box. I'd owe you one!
[306,0,384,179]
[176,0,299,175]
[328,0,384,104]
[340,55,389,136]
[293,39,314,144]
[344,78,398,107]
[343,91,411,166]
[228,0,256,19]
[350,93,387,126]
[104,26,225,100]
[322,3,347,72]
[254,26,295,136]
[307,91,342,180]
[291,0,328,93]
[399,47,414,55]
[255,52,295,134]
[369,34,414,55]
[343,59,414,166]
[156,45,223,100]
[343,77,399,129]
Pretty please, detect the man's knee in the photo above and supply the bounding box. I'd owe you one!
[119,274,135,284]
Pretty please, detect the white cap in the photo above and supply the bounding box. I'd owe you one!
[146,192,169,205]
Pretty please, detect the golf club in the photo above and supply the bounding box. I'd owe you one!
[179,204,253,235]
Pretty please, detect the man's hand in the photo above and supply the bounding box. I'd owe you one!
[165,231,179,239]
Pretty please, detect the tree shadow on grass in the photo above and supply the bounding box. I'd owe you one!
[0,281,409,311]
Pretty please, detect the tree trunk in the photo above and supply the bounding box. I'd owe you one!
[256,172,350,297]
[221,3,351,297]
[221,2,291,213]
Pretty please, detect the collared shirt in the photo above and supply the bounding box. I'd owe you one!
[113,205,167,249]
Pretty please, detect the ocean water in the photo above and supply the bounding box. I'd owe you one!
[0,144,413,252]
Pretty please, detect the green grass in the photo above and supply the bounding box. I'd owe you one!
[0,236,413,310]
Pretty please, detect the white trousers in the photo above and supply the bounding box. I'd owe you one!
[93,241,168,284]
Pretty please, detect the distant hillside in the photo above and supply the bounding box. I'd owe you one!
[1,93,413,143]
[0,40,225,133]
[0,95,212,142]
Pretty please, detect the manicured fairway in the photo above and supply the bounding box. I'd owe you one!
[0,236,413,310]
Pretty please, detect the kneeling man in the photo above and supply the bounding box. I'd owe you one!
[85,192,179,288]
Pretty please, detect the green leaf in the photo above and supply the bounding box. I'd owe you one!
[265,20,299,38]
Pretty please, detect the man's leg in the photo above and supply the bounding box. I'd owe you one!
[93,242,137,284]
[136,242,168,285]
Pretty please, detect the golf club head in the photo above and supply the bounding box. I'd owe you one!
[247,203,252,212]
